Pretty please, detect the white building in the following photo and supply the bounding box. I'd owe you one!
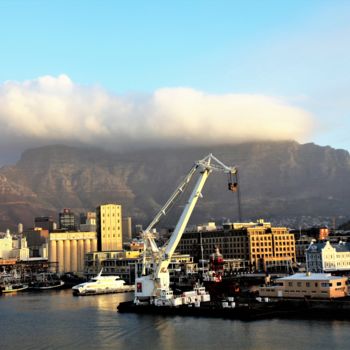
[306,241,350,272]
[0,231,30,260]
[12,235,30,260]
[0,231,13,259]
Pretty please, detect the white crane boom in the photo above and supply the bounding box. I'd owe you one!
[135,153,237,303]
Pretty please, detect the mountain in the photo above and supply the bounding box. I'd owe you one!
[0,141,349,231]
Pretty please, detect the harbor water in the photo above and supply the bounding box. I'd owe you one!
[1,290,350,350]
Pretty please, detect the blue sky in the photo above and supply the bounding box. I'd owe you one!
[0,0,349,160]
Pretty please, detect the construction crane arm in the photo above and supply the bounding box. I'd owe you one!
[135,153,237,302]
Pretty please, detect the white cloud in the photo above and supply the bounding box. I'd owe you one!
[0,75,315,149]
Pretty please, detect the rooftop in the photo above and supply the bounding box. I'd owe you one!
[278,273,345,281]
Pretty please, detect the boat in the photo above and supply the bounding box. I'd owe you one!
[0,269,29,294]
[72,269,134,296]
[29,273,65,290]
[1,282,29,293]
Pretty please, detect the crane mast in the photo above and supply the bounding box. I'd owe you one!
[135,154,237,306]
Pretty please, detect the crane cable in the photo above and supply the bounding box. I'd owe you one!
[227,170,242,222]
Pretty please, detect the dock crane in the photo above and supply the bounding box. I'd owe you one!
[134,154,238,306]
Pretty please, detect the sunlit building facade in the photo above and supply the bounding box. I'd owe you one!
[48,231,97,274]
[96,204,123,251]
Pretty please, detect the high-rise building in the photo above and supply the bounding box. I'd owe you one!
[59,209,77,231]
[122,217,132,243]
[35,216,55,232]
[96,204,122,251]
[80,211,97,232]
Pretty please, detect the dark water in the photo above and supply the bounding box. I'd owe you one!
[1,290,350,350]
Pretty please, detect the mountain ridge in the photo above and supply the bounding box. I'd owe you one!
[0,141,349,230]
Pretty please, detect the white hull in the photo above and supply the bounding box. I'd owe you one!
[73,284,134,296]
[72,272,134,296]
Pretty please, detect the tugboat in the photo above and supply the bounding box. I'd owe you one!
[203,247,225,283]
[202,248,241,299]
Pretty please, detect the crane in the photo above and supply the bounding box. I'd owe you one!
[134,153,238,306]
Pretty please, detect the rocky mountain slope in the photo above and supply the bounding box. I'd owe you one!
[0,141,349,230]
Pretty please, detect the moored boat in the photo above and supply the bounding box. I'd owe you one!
[72,269,134,296]
[0,269,29,294]
[29,273,65,290]
[1,282,29,293]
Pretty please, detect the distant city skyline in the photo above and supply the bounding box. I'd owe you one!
[0,0,349,163]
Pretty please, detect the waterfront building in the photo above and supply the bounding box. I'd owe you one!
[59,208,78,231]
[306,241,350,273]
[177,228,249,261]
[258,272,348,299]
[48,231,97,274]
[84,251,194,284]
[176,220,295,272]
[96,204,123,251]
[248,225,296,271]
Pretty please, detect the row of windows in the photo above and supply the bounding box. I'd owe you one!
[275,247,295,252]
[102,226,121,230]
[251,242,272,247]
[102,212,120,217]
[287,281,342,287]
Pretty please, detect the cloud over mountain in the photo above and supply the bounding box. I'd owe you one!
[0,75,314,150]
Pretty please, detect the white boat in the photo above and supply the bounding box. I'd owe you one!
[72,269,134,296]
[1,282,29,293]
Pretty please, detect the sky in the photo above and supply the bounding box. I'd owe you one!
[0,0,349,164]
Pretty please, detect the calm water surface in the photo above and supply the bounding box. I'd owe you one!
[1,290,350,350]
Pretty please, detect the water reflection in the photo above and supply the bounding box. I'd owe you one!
[1,291,350,350]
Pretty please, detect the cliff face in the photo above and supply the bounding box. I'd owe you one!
[0,141,349,230]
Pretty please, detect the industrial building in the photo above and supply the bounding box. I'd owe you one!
[48,231,97,274]
[96,204,123,251]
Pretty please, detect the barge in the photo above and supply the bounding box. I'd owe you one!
[118,297,350,321]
